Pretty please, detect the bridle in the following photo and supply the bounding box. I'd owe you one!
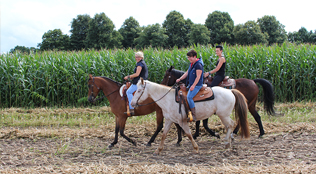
[89,77,119,101]
[134,82,178,107]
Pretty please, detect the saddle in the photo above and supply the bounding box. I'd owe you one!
[176,84,214,103]
[204,76,236,89]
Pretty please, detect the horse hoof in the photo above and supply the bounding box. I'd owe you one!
[108,144,114,149]
[132,141,137,146]
[215,134,220,139]
[146,143,152,147]
[175,143,181,147]
[224,142,231,149]
[193,135,198,140]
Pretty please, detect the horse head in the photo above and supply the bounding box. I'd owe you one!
[131,77,148,108]
[161,66,177,86]
[87,74,101,103]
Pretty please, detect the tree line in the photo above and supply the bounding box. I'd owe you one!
[10,10,316,54]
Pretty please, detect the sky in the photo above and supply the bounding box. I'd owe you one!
[1,0,316,53]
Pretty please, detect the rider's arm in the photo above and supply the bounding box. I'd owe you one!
[124,66,142,80]
[207,57,225,75]
[190,70,202,90]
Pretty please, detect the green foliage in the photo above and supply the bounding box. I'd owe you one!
[118,17,141,48]
[257,15,287,45]
[233,21,268,45]
[70,14,91,51]
[188,24,210,45]
[162,10,192,48]
[10,46,37,54]
[85,12,122,49]
[134,24,168,49]
[38,29,70,51]
[205,11,234,45]
[1,43,315,108]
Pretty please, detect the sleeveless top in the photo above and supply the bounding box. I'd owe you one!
[132,59,148,84]
[215,58,226,76]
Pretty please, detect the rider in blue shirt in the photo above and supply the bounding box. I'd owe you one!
[176,50,204,122]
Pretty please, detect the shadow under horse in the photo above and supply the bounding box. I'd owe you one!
[87,74,164,148]
[161,66,275,141]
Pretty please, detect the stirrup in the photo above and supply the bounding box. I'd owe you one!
[187,111,193,122]
[124,109,134,116]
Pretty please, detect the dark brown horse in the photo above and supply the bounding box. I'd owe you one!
[161,66,275,139]
[87,74,164,148]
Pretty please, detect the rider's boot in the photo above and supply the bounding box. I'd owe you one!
[187,107,196,122]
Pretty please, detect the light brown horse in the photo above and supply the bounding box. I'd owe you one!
[87,74,164,148]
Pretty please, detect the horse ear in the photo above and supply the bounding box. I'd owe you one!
[168,66,173,72]
[140,77,144,85]
[89,74,93,79]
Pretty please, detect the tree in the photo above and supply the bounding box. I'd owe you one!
[205,11,234,45]
[70,14,91,51]
[134,24,168,49]
[85,12,122,49]
[162,11,192,48]
[10,46,37,54]
[38,29,70,51]
[188,24,210,45]
[233,21,268,45]
[118,17,141,48]
[257,15,287,45]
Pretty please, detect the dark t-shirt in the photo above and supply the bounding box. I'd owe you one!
[132,59,148,84]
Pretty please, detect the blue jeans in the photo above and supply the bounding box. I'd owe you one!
[187,85,202,109]
[127,84,138,109]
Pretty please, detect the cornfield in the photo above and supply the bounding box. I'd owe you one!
[0,43,315,108]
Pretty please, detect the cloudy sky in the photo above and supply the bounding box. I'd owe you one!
[1,0,315,53]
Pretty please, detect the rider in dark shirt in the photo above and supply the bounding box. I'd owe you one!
[204,45,226,87]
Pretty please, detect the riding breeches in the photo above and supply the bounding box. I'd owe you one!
[210,75,225,87]
[187,85,202,109]
[127,84,137,109]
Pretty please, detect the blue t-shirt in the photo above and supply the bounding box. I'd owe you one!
[187,58,204,87]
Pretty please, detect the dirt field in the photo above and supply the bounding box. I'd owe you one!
[1,119,316,173]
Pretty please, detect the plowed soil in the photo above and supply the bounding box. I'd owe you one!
[1,120,316,173]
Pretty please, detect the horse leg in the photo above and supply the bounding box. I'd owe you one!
[192,120,200,139]
[249,104,265,137]
[175,123,183,146]
[181,122,199,154]
[218,115,234,149]
[146,107,164,146]
[118,116,137,146]
[108,117,120,149]
[201,118,220,139]
[154,120,173,155]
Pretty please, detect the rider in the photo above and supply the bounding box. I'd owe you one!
[124,51,148,115]
[204,45,226,87]
[176,50,204,122]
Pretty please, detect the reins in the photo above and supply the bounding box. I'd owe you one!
[90,77,120,101]
[135,82,178,107]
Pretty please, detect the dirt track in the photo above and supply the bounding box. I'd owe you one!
[1,121,316,173]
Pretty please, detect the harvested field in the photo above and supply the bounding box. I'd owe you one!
[1,107,316,173]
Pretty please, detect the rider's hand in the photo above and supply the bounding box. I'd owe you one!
[204,72,209,78]
[190,85,195,91]
[176,78,181,83]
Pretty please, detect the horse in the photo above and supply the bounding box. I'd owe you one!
[161,66,275,138]
[87,74,165,148]
[131,78,249,155]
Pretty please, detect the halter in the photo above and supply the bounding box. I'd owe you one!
[134,82,178,107]
[89,77,119,101]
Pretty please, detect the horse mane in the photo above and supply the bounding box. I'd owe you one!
[98,76,122,86]
[171,69,185,78]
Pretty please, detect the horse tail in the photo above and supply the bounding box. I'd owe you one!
[253,78,275,115]
[231,89,250,139]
